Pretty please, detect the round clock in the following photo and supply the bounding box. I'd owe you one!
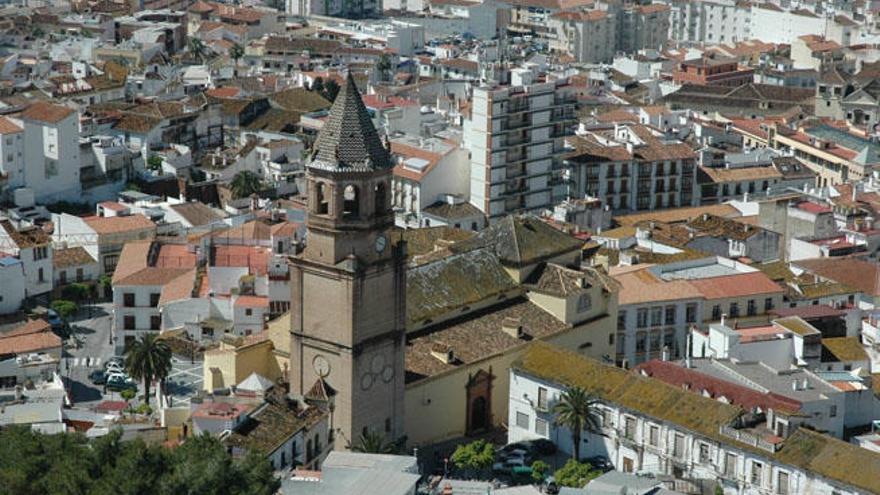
[381,365,394,383]
[375,234,387,253]
[313,355,331,378]
[360,373,375,391]
[370,354,385,374]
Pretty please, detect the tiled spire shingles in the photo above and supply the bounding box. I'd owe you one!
[308,72,391,172]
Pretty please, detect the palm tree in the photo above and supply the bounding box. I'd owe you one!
[230,43,244,66]
[552,385,602,460]
[189,37,206,63]
[350,430,395,454]
[230,171,263,199]
[124,334,172,406]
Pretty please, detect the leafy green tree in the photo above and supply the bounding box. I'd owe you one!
[0,427,279,495]
[147,155,164,171]
[311,76,325,94]
[376,53,393,81]
[51,300,78,319]
[230,43,244,66]
[554,459,599,488]
[230,170,263,199]
[189,37,207,63]
[553,385,601,460]
[62,283,91,302]
[531,459,550,483]
[450,439,495,477]
[124,334,172,405]
[324,79,341,102]
[350,429,395,453]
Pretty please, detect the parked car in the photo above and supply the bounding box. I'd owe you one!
[543,476,560,494]
[46,309,64,330]
[106,356,124,367]
[492,456,529,474]
[104,362,124,374]
[88,369,107,385]
[586,456,613,472]
[106,374,137,392]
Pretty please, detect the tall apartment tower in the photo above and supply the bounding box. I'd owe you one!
[289,74,407,450]
[465,77,576,221]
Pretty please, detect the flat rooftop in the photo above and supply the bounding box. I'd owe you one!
[688,359,839,403]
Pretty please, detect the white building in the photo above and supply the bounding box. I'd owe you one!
[464,77,576,220]
[508,342,880,495]
[15,102,82,204]
[668,0,751,46]
[0,256,26,314]
[390,133,470,229]
[0,218,53,297]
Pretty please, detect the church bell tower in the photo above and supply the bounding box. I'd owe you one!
[289,73,406,450]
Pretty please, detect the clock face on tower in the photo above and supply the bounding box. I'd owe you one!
[375,234,387,253]
[313,355,331,378]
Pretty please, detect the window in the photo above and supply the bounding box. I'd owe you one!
[648,425,659,446]
[665,305,676,325]
[38,267,44,283]
[535,418,548,436]
[623,416,636,439]
[124,293,135,307]
[616,333,625,355]
[537,387,548,410]
[637,309,648,328]
[59,270,67,285]
[385,417,391,433]
[124,315,135,330]
[650,306,662,326]
[636,332,647,353]
[750,461,763,485]
[830,405,837,417]
[150,315,160,330]
[777,471,789,495]
[698,443,710,463]
[150,293,160,307]
[76,268,83,282]
[712,304,721,320]
[686,303,697,323]
[724,452,737,477]
[729,302,739,318]
[577,293,592,313]
[747,299,756,316]
[673,433,685,458]
[516,412,529,429]
[246,308,253,316]
[764,297,773,311]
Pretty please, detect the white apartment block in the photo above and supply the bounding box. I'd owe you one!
[668,0,751,46]
[566,124,699,213]
[0,117,24,196]
[508,343,880,495]
[464,78,576,220]
[611,257,784,367]
[549,11,617,64]
[17,102,81,204]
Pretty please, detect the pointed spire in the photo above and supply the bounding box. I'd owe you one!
[308,72,391,173]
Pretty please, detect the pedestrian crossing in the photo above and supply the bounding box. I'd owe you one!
[70,357,102,368]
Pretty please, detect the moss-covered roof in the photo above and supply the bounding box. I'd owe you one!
[821,337,869,363]
[514,342,743,442]
[390,226,476,260]
[774,428,880,494]
[773,316,820,337]
[406,248,519,325]
[451,215,583,267]
[517,342,880,495]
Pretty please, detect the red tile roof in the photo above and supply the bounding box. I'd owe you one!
[20,101,75,124]
[84,214,156,235]
[234,295,269,308]
[689,271,783,299]
[636,360,802,414]
[155,244,198,269]
[212,245,269,276]
[0,116,22,134]
[0,327,61,355]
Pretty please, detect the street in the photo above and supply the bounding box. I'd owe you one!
[60,302,203,409]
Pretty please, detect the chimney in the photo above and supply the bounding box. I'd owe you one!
[801,378,809,390]
[721,313,727,327]
[502,317,524,339]
[661,345,670,362]
[430,344,455,364]
[13,384,22,401]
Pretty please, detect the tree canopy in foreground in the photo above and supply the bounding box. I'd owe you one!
[0,426,280,495]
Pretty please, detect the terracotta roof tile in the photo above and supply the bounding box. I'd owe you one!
[20,101,75,124]
[53,246,95,269]
[84,214,156,235]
